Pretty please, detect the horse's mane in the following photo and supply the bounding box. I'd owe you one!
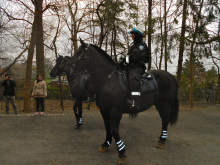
[90,44,116,65]
[64,56,71,60]
[56,56,63,62]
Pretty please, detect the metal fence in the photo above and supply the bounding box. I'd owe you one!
[179,86,219,103]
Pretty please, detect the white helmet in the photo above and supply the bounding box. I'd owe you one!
[128,27,144,36]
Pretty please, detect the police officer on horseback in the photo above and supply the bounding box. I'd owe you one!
[118,27,149,110]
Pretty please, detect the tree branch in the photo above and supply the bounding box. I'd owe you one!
[0,7,32,25]
[186,36,220,44]
[0,48,28,76]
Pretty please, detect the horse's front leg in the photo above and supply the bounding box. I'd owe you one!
[74,99,83,129]
[99,109,112,152]
[110,107,127,165]
[73,100,78,121]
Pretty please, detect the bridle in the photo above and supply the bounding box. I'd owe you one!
[70,43,117,78]
[53,57,66,76]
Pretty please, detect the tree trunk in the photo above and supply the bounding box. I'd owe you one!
[159,0,163,70]
[23,0,45,112]
[177,0,187,86]
[67,0,78,53]
[148,0,152,70]
[164,0,167,71]
[35,0,45,79]
[189,45,193,108]
[23,21,36,112]
[189,0,203,108]
[113,25,117,62]
[218,74,220,104]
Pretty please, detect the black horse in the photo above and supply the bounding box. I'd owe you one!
[65,40,179,165]
[50,55,93,129]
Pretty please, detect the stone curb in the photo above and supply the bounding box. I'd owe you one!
[0,113,74,117]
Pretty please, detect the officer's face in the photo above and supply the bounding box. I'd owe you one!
[131,33,135,40]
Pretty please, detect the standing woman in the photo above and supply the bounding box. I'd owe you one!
[32,75,47,116]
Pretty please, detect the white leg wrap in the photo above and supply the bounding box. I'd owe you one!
[162,130,168,138]
[116,140,125,151]
[79,118,83,124]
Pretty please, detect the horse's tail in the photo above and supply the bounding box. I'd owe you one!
[169,95,179,125]
[129,112,138,119]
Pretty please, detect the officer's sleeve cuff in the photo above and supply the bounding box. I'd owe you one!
[126,55,129,63]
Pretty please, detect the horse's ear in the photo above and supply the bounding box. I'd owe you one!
[79,37,87,49]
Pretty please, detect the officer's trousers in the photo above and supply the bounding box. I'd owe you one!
[127,65,144,104]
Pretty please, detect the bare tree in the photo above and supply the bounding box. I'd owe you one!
[177,0,187,87]
[148,0,152,70]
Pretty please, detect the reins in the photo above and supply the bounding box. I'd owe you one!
[71,66,117,79]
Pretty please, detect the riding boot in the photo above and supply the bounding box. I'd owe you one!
[126,92,141,110]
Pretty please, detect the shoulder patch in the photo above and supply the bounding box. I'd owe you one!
[139,45,144,50]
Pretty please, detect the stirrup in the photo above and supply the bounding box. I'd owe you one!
[131,99,135,107]
[128,99,135,108]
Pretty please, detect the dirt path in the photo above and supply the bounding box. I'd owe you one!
[0,105,220,165]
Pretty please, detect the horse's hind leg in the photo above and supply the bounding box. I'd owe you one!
[99,109,112,152]
[155,102,171,149]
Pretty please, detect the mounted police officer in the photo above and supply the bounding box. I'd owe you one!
[118,27,149,110]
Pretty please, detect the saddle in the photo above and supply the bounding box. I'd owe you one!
[140,72,157,92]
[117,68,157,94]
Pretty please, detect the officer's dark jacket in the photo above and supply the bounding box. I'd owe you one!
[127,38,149,70]
[1,80,16,96]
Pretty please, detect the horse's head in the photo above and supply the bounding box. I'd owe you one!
[50,55,69,77]
[65,38,91,74]
[65,38,116,77]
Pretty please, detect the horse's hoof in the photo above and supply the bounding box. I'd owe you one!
[99,146,108,152]
[117,157,127,165]
[74,124,80,129]
[156,141,165,149]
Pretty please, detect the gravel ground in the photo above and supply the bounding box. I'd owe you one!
[0,104,220,165]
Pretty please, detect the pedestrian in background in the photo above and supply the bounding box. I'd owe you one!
[1,73,18,114]
[31,75,47,116]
